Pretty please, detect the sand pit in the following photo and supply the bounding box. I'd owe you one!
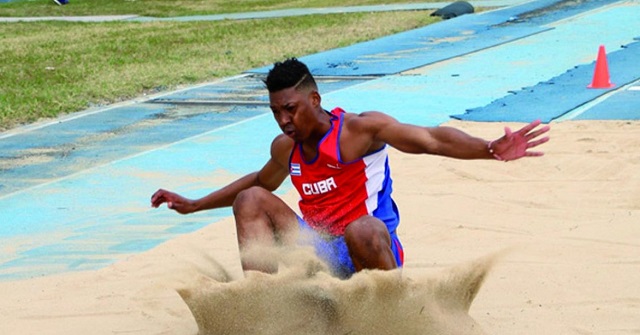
[0,120,638,335]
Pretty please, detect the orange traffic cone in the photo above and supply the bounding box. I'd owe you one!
[587,45,615,89]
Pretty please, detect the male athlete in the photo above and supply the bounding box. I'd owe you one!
[151,58,550,278]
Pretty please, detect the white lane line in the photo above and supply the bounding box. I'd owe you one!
[555,78,640,121]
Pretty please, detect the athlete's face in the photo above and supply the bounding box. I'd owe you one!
[269,86,321,142]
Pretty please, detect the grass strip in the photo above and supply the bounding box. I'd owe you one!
[1,11,439,130]
[0,0,441,17]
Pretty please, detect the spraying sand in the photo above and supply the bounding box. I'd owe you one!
[179,244,500,335]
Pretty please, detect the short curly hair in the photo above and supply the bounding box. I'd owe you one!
[264,58,317,93]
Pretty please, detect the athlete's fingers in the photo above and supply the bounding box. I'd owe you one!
[504,126,513,138]
[151,196,165,208]
[517,119,542,135]
[527,136,550,148]
[151,189,169,207]
[151,189,164,201]
[525,125,550,139]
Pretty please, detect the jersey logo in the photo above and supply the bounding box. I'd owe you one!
[302,177,337,195]
[326,163,341,170]
[290,163,301,176]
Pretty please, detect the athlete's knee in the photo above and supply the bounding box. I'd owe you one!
[233,186,270,213]
[233,187,275,246]
[344,217,391,252]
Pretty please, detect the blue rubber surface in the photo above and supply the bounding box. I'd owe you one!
[0,114,281,279]
[574,83,640,120]
[250,24,551,76]
[0,103,266,195]
[453,38,640,122]
[248,0,621,76]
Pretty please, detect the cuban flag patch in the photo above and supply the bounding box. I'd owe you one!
[290,163,301,176]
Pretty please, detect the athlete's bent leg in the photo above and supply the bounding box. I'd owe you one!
[232,186,299,273]
[343,216,397,272]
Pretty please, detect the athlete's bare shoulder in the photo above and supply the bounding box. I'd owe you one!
[343,111,397,132]
[340,111,397,159]
[270,134,295,168]
[341,111,400,144]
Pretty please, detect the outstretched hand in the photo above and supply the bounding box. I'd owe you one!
[150,189,196,214]
[489,120,550,161]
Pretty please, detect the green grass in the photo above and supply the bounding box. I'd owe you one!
[0,0,445,17]
[0,1,445,130]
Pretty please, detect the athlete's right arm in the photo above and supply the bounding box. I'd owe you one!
[150,134,293,214]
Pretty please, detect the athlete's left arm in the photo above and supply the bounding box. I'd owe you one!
[354,112,550,161]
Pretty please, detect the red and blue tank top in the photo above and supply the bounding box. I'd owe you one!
[289,107,400,236]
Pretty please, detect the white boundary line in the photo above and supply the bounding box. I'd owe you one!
[554,78,640,121]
